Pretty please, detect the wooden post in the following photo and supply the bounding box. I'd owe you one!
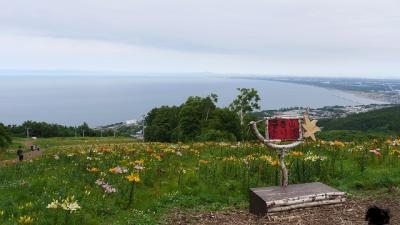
[278,148,288,187]
[250,121,299,187]
[249,121,266,143]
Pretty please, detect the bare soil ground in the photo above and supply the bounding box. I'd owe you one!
[164,197,399,225]
[0,139,43,166]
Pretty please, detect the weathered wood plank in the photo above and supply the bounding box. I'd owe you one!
[249,182,346,215]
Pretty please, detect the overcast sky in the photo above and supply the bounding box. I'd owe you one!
[0,0,399,78]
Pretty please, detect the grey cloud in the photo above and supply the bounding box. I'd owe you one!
[0,0,399,76]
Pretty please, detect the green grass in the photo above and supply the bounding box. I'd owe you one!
[1,138,400,224]
[1,137,137,160]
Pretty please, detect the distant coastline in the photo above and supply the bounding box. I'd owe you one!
[0,75,392,126]
[230,76,397,105]
[346,91,390,104]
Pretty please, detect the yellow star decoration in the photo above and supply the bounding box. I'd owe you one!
[302,114,321,141]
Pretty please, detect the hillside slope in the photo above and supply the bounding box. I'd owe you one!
[320,105,400,132]
[317,105,400,141]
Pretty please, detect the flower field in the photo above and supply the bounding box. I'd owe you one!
[1,137,400,224]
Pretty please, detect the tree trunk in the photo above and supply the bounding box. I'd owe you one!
[265,192,345,207]
[249,121,266,143]
[239,109,244,126]
[279,149,288,187]
[268,198,345,212]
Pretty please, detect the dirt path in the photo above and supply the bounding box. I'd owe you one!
[0,140,44,166]
[164,197,399,225]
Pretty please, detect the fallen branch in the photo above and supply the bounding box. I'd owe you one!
[266,192,346,208]
[268,198,346,212]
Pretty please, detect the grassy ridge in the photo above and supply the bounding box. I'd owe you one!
[320,105,400,132]
[316,105,400,141]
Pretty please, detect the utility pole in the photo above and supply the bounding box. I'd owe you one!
[141,114,146,142]
[26,127,30,138]
[100,130,103,137]
[74,126,77,137]
[142,122,145,141]
[82,130,85,138]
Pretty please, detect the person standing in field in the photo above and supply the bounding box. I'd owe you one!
[17,146,24,162]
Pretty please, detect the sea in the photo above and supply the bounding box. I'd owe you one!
[0,75,387,127]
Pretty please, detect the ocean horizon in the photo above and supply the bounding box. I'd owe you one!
[0,75,386,127]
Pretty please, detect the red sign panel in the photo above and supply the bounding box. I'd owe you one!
[267,118,300,141]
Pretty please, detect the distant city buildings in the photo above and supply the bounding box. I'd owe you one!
[265,104,393,120]
[263,77,400,105]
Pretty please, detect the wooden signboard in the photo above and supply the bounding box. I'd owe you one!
[249,115,342,215]
[266,117,301,141]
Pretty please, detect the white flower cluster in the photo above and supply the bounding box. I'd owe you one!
[304,152,327,162]
[47,196,81,213]
[134,165,145,171]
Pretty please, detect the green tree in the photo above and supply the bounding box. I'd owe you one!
[206,108,241,140]
[144,106,180,142]
[205,93,218,121]
[143,93,248,142]
[229,88,261,125]
[144,94,220,142]
[178,95,218,141]
[77,122,91,137]
[0,123,12,149]
[176,94,218,141]
[12,121,78,138]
